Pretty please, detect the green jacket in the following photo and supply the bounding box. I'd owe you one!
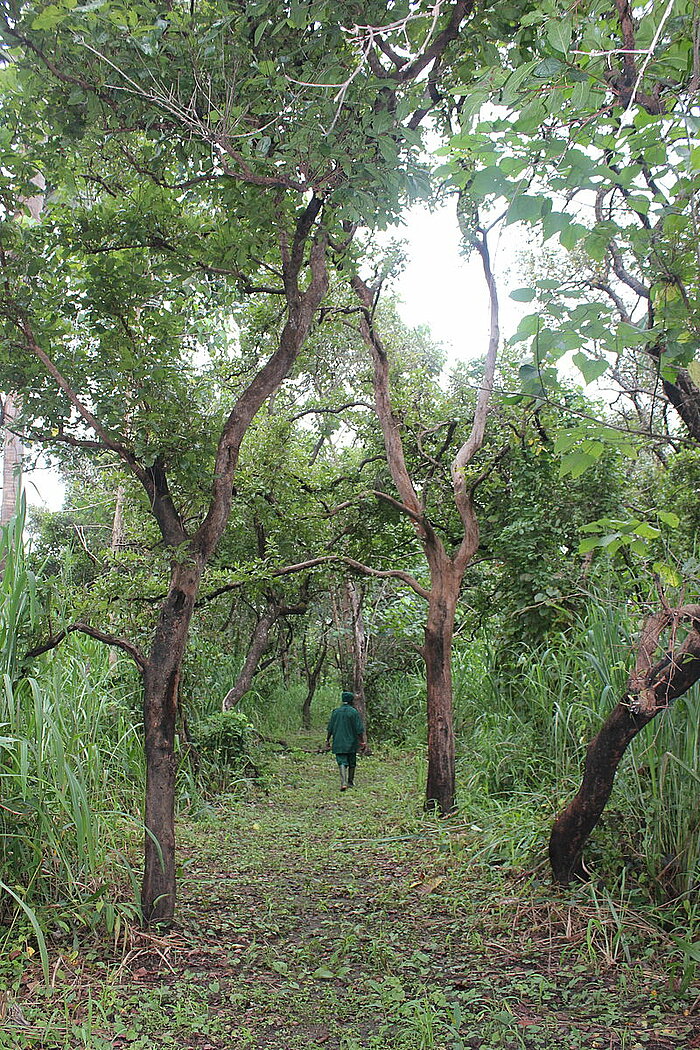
[326,704,365,754]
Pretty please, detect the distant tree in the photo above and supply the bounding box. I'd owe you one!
[351,218,500,813]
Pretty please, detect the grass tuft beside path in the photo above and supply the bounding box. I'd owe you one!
[2,739,700,1049]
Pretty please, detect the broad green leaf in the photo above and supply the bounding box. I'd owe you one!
[559,223,588,249]
[533,58,565,78]
[502,60,539,100]
[513,314,540,341]
[313,966,336,980]
[658,511,680,529]
[632,521,661,540]
[560,451,596,478]
[509,287,537,302]
[546,20,572,55]
[653,561,682,586]
[506,195,544,224]
[32,4,70,29]
[572,353,609,385]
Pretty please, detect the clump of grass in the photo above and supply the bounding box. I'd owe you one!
[452,601,700,930]
[0,500,143,949]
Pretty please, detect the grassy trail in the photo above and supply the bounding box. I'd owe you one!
[3,740,700,1048]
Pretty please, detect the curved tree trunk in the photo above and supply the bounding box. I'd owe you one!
[222,602,278,710]
[352,230,498,818]
[550,610,700,884]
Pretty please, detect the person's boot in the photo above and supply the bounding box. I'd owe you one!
[347,764,355,788]
[339,765,349,791]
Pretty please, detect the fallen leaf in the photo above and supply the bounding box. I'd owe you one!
[417,876,446,895]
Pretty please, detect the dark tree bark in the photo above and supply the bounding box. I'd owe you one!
[660,368,700,444]
[142,560,200,920]
[423,559,460,811]
[550,605,700,884]
[221,600,278,711]
[301,633,328,729]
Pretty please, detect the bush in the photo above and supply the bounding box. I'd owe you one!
[192,709,253,768]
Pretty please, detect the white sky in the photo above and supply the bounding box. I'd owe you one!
[391,199,524,366]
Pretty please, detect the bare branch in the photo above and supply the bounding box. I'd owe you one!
[24,623,147,672]
[451,226,499,568]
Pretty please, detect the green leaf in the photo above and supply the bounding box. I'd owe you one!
[632,521,661,540]
[32,4,70,29]
[254,20,269,46]
[509,287,537,302]
[626,538,648,556]
[502,60,539,101]
[687,360,700,387]
[559,223,588,249]
[506,195,544,224]
[542,211,571,242]
[546,20,572,55]
[658,511,680,529]
[560,451,596,478]
[579,536,602,553]
[533,58,565,78]
[313,966,337,980]
[513,314,540,341]
[653,561,682,587]
[572,353,609,385]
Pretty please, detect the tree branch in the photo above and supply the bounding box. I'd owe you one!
[198,554,430,604]
[451,225,499,569]
[24,623,147,672]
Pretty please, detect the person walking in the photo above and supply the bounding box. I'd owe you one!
[326,691,367,791]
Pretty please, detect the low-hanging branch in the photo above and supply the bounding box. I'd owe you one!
[24,623,147,672]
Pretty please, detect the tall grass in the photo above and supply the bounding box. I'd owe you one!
[0,499,144,944]
[453,602,700,900]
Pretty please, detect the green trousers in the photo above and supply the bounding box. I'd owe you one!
[334,752,357,770]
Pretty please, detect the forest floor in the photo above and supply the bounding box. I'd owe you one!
[3,739,700,1049]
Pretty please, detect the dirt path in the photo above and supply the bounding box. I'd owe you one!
[4,743,700,1048]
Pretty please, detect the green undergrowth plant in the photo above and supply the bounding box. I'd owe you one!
[0,505,144,950]
[452,601,700,936]
[189,709,257,793]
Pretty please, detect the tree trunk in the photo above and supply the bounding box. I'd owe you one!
[345,580,368,727]
[424,566,459,813]
[301,635,327,729]
[1,393,22,526]
[141,559,201,924]
[550,615,700,884]
[111,483,127,551]
[222,602,278,710]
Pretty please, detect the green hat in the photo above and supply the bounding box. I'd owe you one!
[341,691,354,704]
